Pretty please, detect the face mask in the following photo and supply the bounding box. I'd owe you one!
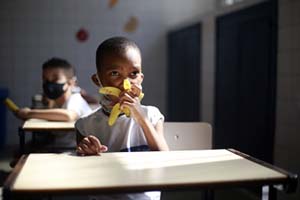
[96,75,114,113]
[43,81,66,100]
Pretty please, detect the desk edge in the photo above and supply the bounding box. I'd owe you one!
[3,154,29,199]
[228,148,298,193]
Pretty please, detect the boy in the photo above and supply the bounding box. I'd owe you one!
[16,58,92,149]
[75,37,169,199]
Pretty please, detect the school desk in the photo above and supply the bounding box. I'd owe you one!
[3,149,297,200]
[18,119,75,153]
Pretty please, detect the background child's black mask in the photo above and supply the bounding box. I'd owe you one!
[43,81,66,100]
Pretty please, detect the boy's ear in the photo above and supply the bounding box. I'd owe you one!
[91,74,100,87]
[140,72,144,83]
[68,76,77,86]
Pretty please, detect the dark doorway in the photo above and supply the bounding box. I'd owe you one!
[167,23,201,122]
[214,1,277,163]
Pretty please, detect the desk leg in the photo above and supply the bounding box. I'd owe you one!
[203,190,214,200]
[262,186,277,200]
[18,127,25,155]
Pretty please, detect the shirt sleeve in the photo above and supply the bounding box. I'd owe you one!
[75,118,85,135]
[146,106,164,126]
[65,93,92,117]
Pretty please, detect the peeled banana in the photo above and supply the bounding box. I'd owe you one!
[99,79,144,126]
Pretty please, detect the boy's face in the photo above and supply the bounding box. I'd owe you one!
[93,47,144,90]
[43,68,68,84]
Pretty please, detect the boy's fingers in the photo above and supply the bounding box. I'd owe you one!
[81,137,92,146]
[88,135,102,152]
[100,145,108,152]
[80,136,98,153]
[76,146,84,155]
[131,84,142,96]
[80,143,95,155]
[119,93,134,105]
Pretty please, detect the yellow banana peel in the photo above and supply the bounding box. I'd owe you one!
[99,87,121,97]
[4,98,19,113]
[108,103,122,126]
[99,79,144,126]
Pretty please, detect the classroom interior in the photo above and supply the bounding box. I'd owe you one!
[0,0,299,199]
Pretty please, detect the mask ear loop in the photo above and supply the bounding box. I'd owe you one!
[96,74,104,88]
[96,74,113,114]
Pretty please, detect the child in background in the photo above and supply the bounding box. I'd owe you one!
[75,37,169,200]
[16,57,92,149]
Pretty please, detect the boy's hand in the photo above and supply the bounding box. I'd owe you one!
[119,84,145,121]
[77,135,108,156]
[16,107,31,120]
[120,83,142,99]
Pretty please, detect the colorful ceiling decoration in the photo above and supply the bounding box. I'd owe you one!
[108,0,118,8]
[76,28,89,42]
[124,16,139,33]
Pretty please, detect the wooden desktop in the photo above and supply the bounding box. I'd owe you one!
[3,149,298,200]
[18,119,75,153]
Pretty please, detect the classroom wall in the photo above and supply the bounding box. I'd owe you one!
[0,0,213,145]
[275,0,300,199]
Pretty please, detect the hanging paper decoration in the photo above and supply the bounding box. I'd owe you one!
[124,16,139,33]
[76,28,89,42]
[108,0,118,8]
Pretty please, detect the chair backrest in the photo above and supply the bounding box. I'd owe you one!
[164,122,212,150]
[161,122,212,200]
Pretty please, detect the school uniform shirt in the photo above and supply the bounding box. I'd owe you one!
[75,105,164,152]
[62,92,92,117]
[75,105,164,200]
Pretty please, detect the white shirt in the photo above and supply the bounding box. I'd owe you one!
[75,105,164,152]
[63,92,92,117]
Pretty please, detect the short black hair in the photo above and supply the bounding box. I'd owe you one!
[42,57,75,79]
[96,37,141,71]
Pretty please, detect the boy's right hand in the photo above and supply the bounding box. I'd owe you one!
[16,107,31,120]
[77,135,108,156]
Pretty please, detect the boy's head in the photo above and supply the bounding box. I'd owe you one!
[92,37,144,90]
[42,57,76,100]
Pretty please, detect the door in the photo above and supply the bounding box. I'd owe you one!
[214,1,277,163]
[167,23,201,122]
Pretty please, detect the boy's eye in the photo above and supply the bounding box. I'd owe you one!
[110,71,119,76]
[130,71,140,78]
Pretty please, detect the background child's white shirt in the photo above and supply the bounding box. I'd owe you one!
[63,92,93,117]
[75,105,164,200]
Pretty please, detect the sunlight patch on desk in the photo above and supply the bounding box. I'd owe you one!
[111,150,242,170]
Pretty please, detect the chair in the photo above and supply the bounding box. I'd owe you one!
[164,122,212,150]
[161,122,213,200]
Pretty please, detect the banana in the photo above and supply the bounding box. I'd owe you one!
[99,79,144,126]
[108,103,122,126]
[123,79,131,90]
[99,87,121,97]
[4,98,19,113]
